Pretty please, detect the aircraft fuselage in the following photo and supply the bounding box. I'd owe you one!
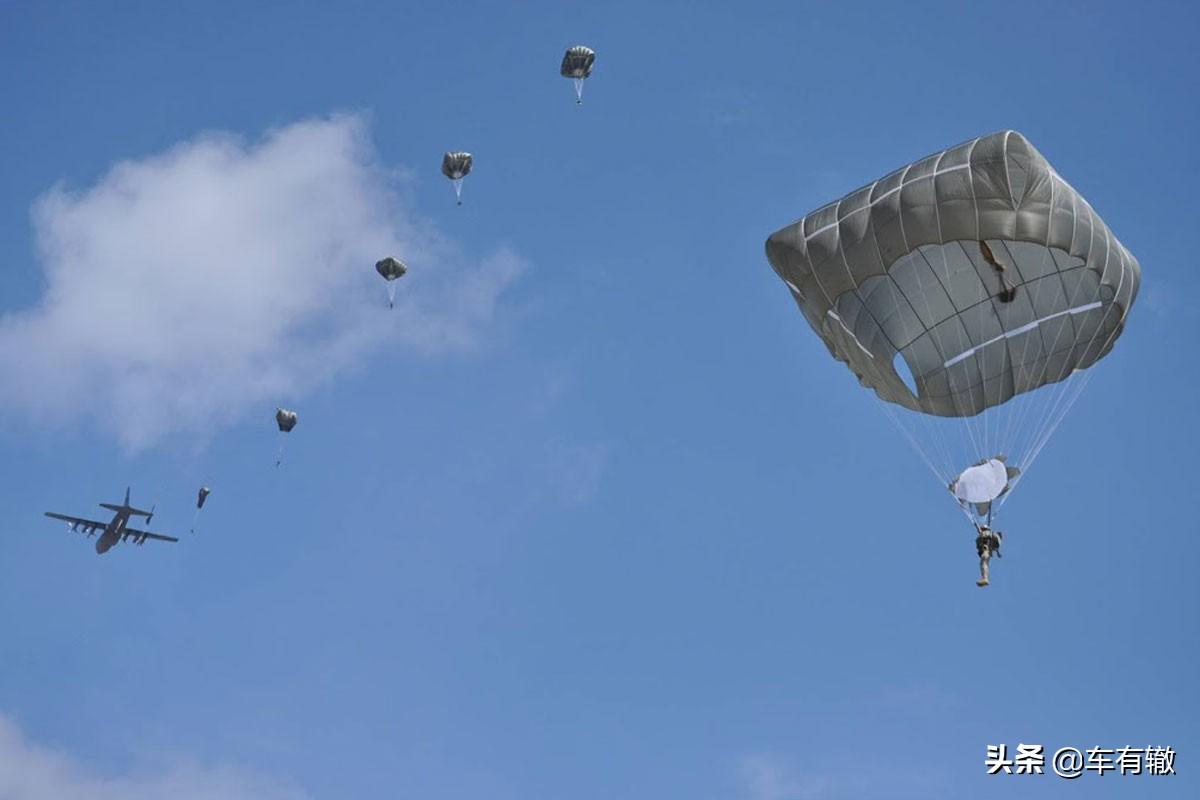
[95,510,130,554]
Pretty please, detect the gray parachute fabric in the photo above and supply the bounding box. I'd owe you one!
[560,45,595,104]
[275,408,298,467]
[375,256,408,308]
[442,152,473,205]
[765,131,1139,524]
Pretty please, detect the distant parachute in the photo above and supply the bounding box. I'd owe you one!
[441,152,473,205]
[276,408,298,432]
[191,486,211,533]
[764,130,1140,527]
[375,256,408,308]
[560,45,595,104]
[275,408,298,467]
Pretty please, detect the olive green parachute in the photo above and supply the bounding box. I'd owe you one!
[560,45,595,104]
[375,256,408,308]
[442,152,473,205]
[765,130,1140,524]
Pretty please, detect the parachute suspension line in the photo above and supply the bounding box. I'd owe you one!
[998,372,1093,509]
[1014,362,1083,475]
[574,78,585,103]
[386,281,398,308]
[872,392,954,489]
[1007,289,1127,504]
[1001,244,1131,508]
[993,243,1063,466]
[1011,173,1079,463]
[999,312,1044,463]
[1001,176,1063,463]
[1013,250,1075,456]
[1004,241,1098,476]
[1020,371,1093,480]
[916,400,957,487]
[452,178,464,205]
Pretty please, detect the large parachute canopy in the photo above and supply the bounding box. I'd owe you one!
[765,131,1139,524]
[560,45,595,104]
[441,151,473,205]
[375,256,408,308]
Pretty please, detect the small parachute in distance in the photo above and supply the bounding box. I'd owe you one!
[276,408,298,432]
[441,152,473,205]
[275,408,298,467]
[191,486,211,533]
[560,45,595,104]
[375,256,408,308]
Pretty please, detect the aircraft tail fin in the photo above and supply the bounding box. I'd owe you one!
[99,488,153,518]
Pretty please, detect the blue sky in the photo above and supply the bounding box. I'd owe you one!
[0,1,1196,798]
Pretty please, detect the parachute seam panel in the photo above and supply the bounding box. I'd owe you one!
[803,162,971,242]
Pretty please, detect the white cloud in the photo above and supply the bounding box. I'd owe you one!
[0,715,309,800]
[737,755,832,800]
[529,437,608,507]
[736,752,949,800]
[0,114,524,448]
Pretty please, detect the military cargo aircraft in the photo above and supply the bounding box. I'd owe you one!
[45,488,178,554]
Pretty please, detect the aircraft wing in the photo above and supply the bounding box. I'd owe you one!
[121,527,179,544]
[44,512,107,533]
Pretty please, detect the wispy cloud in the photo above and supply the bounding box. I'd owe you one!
[0,714,309,800]
[538,437,608,506]
[0,113,525,448]
[737,754,833,800]
[736,752,949,800]
[1138,278,1182,322]
[875,681,959,714]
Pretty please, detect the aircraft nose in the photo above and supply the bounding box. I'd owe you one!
[95,539,109,555]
